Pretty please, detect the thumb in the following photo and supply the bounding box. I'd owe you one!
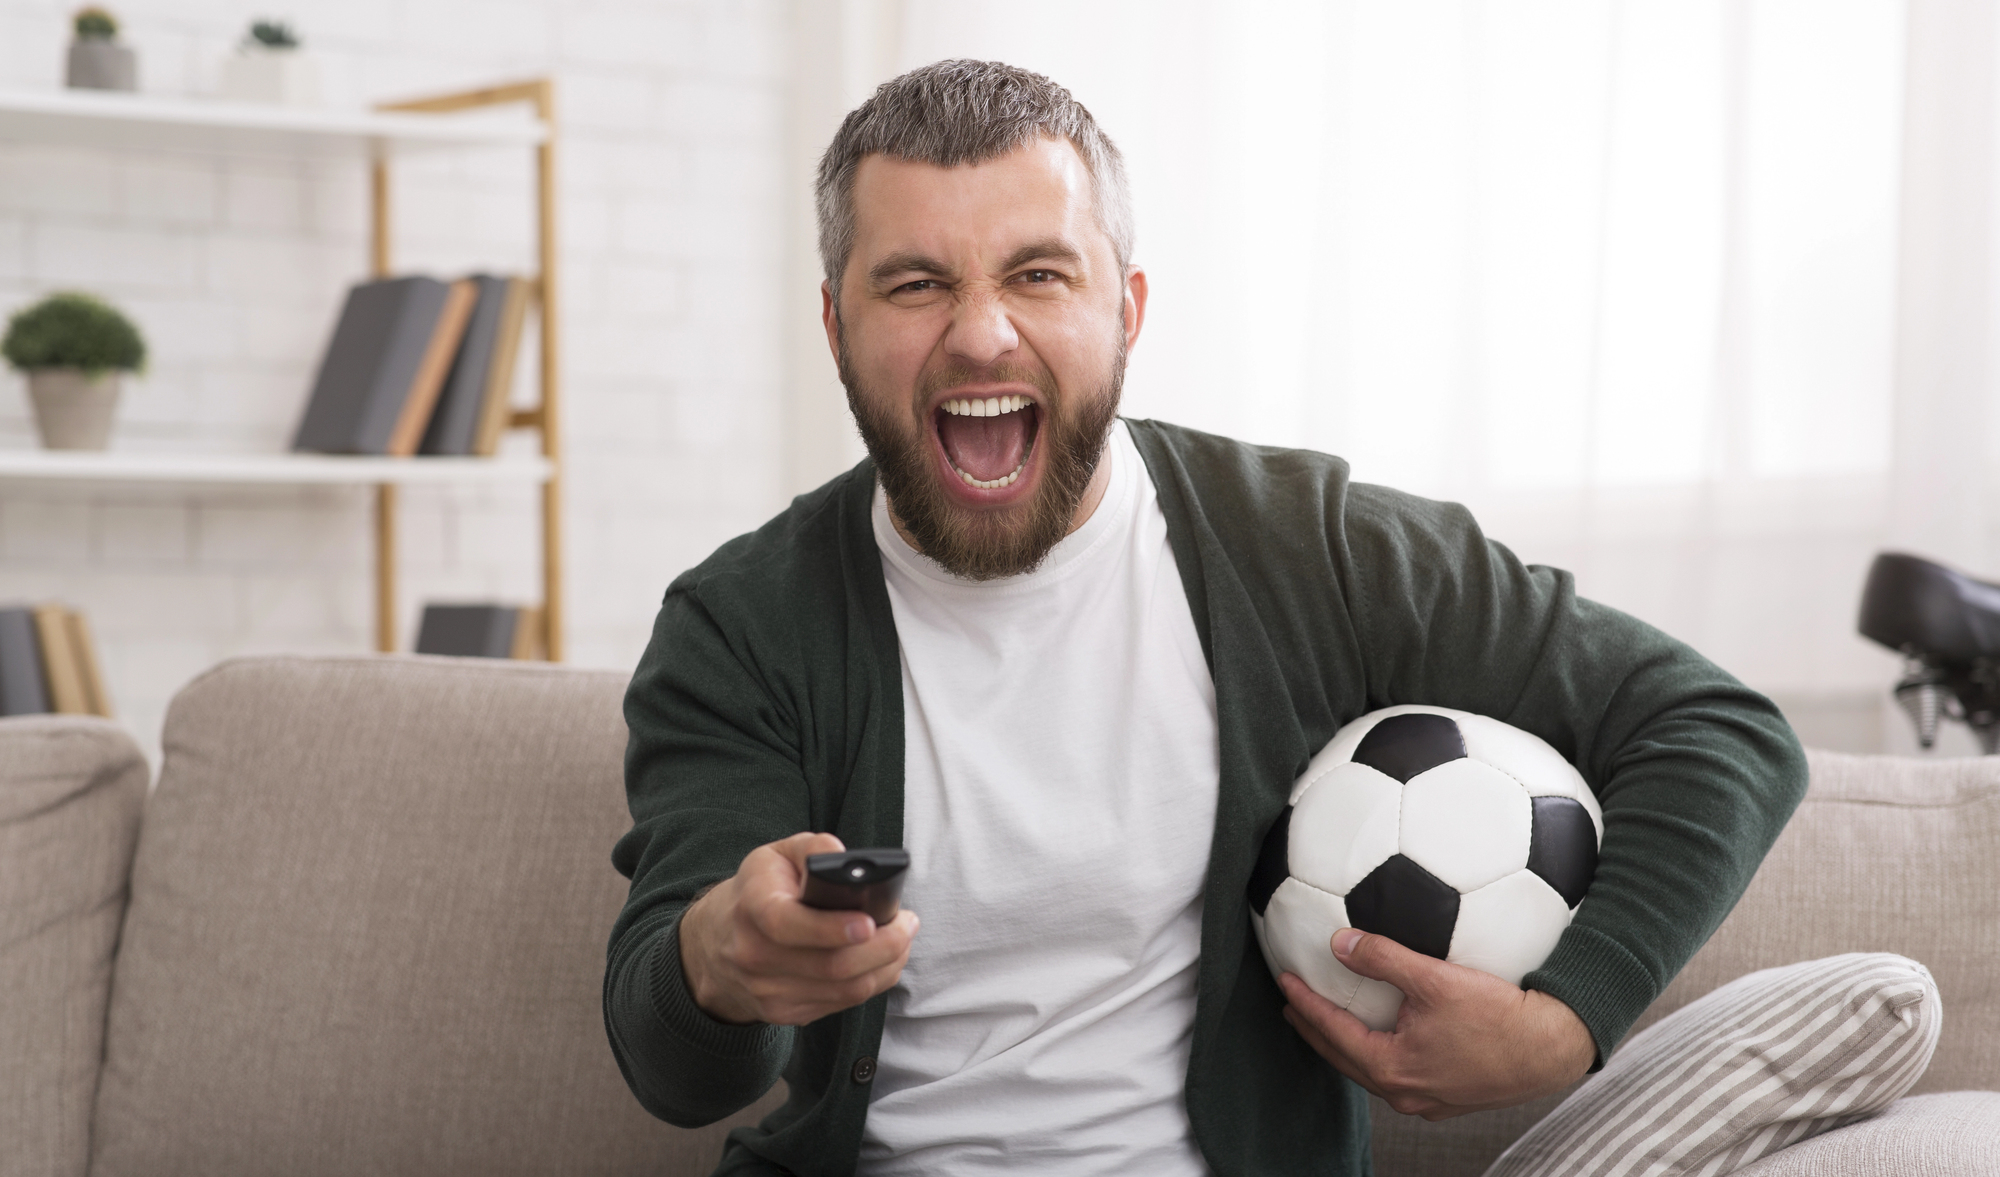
[768,830,846,887]
[1332,928,1443,1003]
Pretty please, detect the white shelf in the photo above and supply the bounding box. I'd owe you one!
[0,449,552,486]
[0,86,545,159]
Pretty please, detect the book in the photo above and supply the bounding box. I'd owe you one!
[509,605,544,661]
[28,606,110,716]
[292,276,477,456]
[419,275,512,456]
[32,605,89,714]
[385,278,476,457]
[64,608,110,716]
[413,604,544,660]
[415,604,519,658]
[471,277,534,457]
[0,607,49,716]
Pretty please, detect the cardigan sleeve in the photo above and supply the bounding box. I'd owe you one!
[604,581,810,1127]
[1334,483,1809,1063]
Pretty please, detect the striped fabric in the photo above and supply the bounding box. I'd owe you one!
[1484,953,1941,1177]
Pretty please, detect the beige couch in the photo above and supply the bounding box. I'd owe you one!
[2,654,1995,1176]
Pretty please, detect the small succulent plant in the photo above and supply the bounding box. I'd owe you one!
[72,6,118,40]
[246,19,299,49]
[2,293,146,376]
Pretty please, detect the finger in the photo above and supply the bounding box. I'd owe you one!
[762,946,915,1026]
[750,892,877,949]
[1281,1001,1384,1098]
[746,910,919,983]
[1329,928,1444,1006]
[1279,972,1394,1075]
[768,830,846,880]
[740,840,870,949]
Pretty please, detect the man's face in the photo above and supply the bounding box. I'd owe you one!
[824,137,1147,580]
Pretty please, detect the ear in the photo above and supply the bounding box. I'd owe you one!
[821,280,841,363]
[1123,265,1149,352]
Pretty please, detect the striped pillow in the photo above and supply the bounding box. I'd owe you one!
[1483,953,1941,1177]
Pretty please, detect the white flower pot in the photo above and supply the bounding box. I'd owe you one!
[67,40,137,91]
[219,47,320,106]
[26,369,122,451]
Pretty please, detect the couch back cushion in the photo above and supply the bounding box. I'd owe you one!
[1370,746,2000,1176]
[0,717,148,1177]
[88,655,767,1177]
[1635,748,2000,1090]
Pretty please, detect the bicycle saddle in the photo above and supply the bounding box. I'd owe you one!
[1859,552,2000,752]
[1860,552,2000,663]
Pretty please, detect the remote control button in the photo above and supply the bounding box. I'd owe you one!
[851,1055,877,1084]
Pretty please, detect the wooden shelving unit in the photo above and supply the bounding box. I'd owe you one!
[0,451,552,485]
[0,81,564,659]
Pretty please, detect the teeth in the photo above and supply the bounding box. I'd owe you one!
[942,394,1028,417]
[956,458,1026,490]
[938,395,1033,489]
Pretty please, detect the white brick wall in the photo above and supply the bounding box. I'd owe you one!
[0,0,795,759]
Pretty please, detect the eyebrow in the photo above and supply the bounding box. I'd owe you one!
[1000,239,1084,272]
[865,239,1088,286]
[868,252,951,284]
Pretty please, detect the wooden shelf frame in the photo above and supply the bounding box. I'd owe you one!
[372,79,563,660]
[0,85,548,157]
[0,80,563,661]
[0,451,552,484]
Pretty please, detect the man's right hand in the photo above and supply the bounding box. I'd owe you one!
[678,831,920,1027]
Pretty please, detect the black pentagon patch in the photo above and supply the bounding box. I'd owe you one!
[1343,853,1459,960]
[1248,806,1292,916]
[1527,796,1598,909]
[1350,713,1467,783]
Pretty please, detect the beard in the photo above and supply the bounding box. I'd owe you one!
[840,325,1126,582]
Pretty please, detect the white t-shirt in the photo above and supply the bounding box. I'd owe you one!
[860,421,1221,1175]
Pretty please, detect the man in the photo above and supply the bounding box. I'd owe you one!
[605,60,1805,1176]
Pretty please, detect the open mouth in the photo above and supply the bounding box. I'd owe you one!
[934,394,1040,490]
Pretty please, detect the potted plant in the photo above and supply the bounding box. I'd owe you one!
[2,293,146,451]
[66,6,137,91]
[219,19,319,106]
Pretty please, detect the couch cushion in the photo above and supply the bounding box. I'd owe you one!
[1635,749,2000,1092]
[0,716,148,1177]
[1484,953,1940,1177]
[1725,1091,2000,1175]
[89,655,770,1177]
[1370,747,2000,1176]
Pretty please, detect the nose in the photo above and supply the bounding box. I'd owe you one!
[941,287,1019,368]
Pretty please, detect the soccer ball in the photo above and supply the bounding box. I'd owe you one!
[1249,705,1602,1031]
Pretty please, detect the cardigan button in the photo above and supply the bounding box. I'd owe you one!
[851,1055,877,1084]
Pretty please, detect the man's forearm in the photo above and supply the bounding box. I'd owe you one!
[603,906,794,1128]
[1523,687,1808,1063]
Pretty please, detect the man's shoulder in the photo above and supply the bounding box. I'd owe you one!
[665,458,874,607]
[1123,417,1457,536]
[1125,416,1349,484]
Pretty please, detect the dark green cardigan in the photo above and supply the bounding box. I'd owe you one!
[606,419,1807,1176]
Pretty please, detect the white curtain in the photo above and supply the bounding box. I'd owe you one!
[810,0,2000,752]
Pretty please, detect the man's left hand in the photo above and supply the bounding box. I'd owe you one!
[1280,927,1596,1120]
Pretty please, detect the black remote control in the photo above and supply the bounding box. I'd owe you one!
[801,848,909,926]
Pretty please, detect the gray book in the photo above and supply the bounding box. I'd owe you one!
[419,275,511,456]
[0,607,50,716]
[292,276,453,455]
[414,605,520,658]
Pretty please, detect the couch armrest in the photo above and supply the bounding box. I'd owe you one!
[1728,1092,2000,1175]
[0,716,148,1177]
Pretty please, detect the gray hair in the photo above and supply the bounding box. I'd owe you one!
[814,60,1135,300]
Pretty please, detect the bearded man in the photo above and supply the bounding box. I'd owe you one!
[605,60,1806,1177]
